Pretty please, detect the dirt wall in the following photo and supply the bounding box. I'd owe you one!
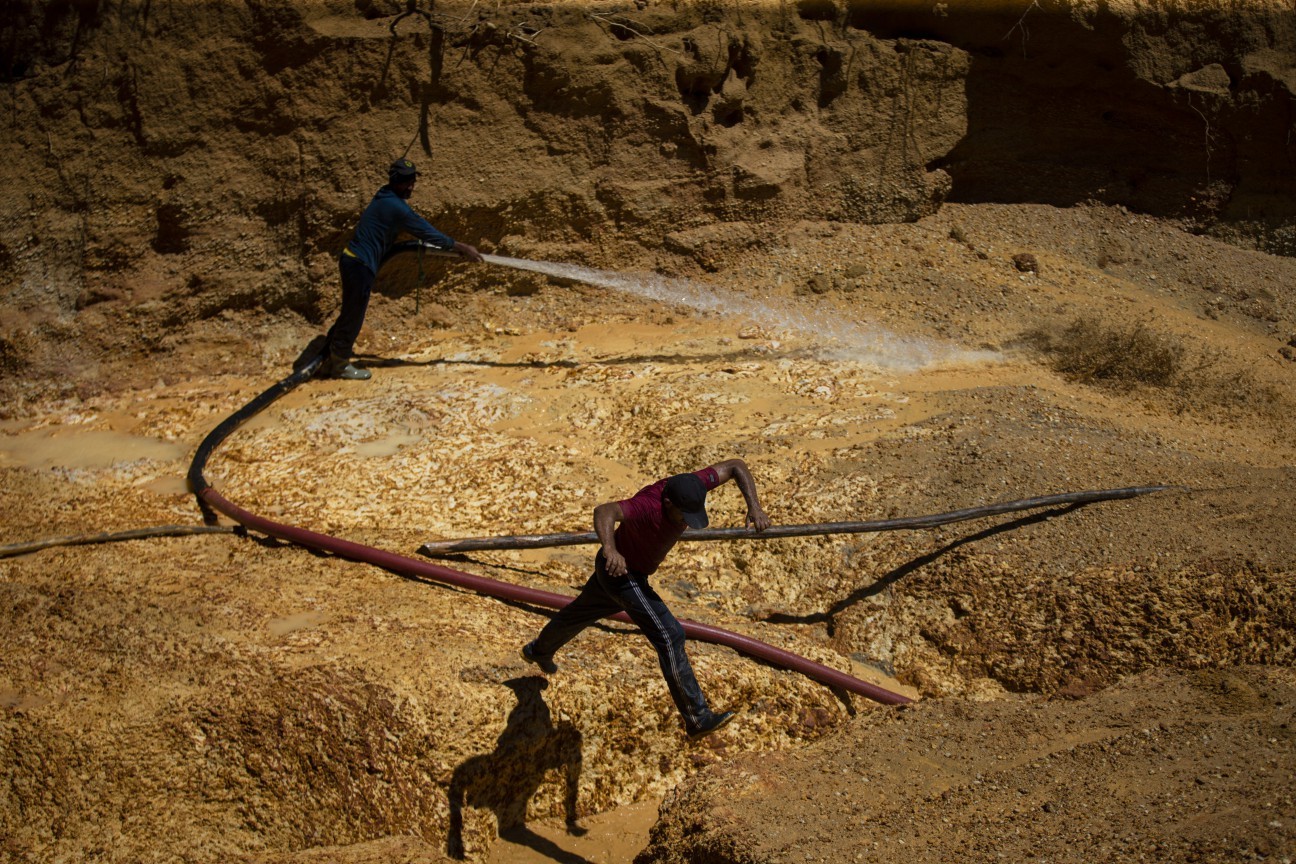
[2,0,1294,400]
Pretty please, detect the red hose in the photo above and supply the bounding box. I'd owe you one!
[197,485,911,705]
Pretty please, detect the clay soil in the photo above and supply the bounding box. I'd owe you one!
[3,201,1294,863]
[2,2,1295,863]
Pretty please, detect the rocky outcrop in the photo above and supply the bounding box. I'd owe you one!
[636,665,1296,864]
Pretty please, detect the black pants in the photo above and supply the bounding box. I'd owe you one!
[325,254,375,358]
[531,554,713,732]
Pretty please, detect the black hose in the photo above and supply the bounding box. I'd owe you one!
[187,357,323,514]
[0,525,239,559]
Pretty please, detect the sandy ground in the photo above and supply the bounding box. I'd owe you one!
[2,202,1295,862]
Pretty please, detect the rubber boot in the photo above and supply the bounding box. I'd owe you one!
[322,352,371,381]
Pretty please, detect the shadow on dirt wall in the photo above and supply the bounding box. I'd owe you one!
[856,0,1296,250]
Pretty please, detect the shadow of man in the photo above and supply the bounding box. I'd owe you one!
[760,506,1083,635]
[447,675,587,862]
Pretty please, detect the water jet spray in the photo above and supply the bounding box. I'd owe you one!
[391,241,994,369]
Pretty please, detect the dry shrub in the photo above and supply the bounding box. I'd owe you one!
[1018,314,1290,426]
[1019,314,1183,390]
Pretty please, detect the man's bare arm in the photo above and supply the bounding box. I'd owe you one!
[593,501,629,576]
[710,458,771,532]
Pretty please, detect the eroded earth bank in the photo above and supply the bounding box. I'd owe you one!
[2,1,1295,862]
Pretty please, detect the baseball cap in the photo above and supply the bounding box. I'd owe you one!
[664,473,709,529]
[388,158,418,183]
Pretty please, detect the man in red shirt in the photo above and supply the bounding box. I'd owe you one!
[522,459,771,740]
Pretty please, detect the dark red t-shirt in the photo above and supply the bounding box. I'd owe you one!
[613,466,721,575]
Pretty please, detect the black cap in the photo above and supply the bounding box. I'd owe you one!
[389,158,417,183]
[664,473,709,529]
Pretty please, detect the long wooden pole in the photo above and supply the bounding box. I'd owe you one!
[418,485,1178,557]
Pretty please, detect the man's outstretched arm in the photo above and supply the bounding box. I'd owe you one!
[593,501,629,576]
[710,458,771,532]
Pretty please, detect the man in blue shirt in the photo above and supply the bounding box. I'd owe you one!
[322,158,483,380]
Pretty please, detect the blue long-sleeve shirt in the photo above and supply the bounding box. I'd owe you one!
[342,186,455,274]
